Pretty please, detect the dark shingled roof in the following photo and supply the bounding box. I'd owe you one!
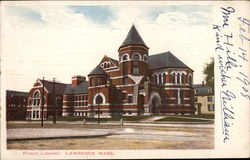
[6,90,28,96]
[41,80,68,94]
[64,81,88,95]
[119,25,148,49]
[149,51,190,70]
[88,65,107,76]
[193,84,214,95]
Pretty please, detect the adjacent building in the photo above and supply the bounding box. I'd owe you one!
[193,83,214,115]
[6,90,28,120]
[25,25,195,120]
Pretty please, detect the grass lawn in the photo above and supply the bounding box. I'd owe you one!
[156,117,213,123]
[181,114,214,119]
[46,115,151,122]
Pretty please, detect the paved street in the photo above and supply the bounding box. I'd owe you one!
[7,123,214,149]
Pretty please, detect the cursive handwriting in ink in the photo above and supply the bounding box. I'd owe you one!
[220,90,236,143]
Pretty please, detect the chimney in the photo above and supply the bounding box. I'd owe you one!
[72,75,86,86]
[202,81,205,86]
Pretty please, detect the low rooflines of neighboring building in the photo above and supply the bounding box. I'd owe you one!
[6,90,28,96]
[193,84,214,96]
[88,65,107,76]
[149,51,192,71]
[119,25,148,50]
[63,81,88,95]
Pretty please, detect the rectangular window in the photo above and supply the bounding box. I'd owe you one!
[97,78,103,85]
[180,90,184,104]
[123,77,128,85]
[208,104,214,111]
[122,92,127,100]
[128,95,133,103]
[207,96,213,102]
[132,61,139,75]
[123,62,128,75]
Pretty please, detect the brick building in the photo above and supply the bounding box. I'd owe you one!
[6,90,28,120]
[26,25,195,120]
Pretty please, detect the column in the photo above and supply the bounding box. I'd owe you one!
[161,73,164,84]
[157,74,159,84]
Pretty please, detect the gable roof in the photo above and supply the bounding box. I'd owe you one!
[88,65,107,76]
[64,81,88,95]
[119,25,148,50]
[41,80,68,94]
[149,51,191,70]
[109,57,119,66]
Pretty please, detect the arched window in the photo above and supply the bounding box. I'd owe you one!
[189,75,192,86]
[133,54,140,60]
[181,73,185,84]
[177,73,180,84]
[122,55,128,61]
[33,91,40,106]
[107,63,109,68]
[172,73,176,84]
[104,63,107,68]
[96,95,103,104]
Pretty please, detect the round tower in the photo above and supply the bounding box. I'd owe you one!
[118,25,149,80]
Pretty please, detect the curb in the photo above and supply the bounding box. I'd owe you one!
[7,133,111,142]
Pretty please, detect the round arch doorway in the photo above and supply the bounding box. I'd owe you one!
[151,97,160,114]
[149,92,161,115]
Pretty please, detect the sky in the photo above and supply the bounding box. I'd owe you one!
[2,4,214,92]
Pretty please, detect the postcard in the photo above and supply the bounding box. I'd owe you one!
[1,0,249,159]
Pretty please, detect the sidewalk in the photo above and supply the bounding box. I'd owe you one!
[8,121,214,128]
[7,128,110,141]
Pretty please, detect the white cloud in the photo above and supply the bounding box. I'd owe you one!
[2,5,213,92]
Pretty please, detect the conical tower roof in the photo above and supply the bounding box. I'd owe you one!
[119,25,148,50]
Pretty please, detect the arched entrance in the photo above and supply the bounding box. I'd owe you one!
[149,92,161,115]
[151,97,160,114]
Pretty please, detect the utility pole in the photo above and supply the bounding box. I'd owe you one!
[98,106,100,125]
[53,78,56,124]
[41,77,45,127]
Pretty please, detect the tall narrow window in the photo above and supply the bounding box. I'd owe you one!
[159,74,162,84]
[172,73,176,84]
[128,95,133,103]
[123,62,128,75]
[189,75,192,86]
[97,77,103,85]
[123,77,128,85]
[177,73,180,84]
[33,91,40,106]
[181,73,185,84]
[133,61,139,75]
[180,90,184,104]
[154,74,157,84]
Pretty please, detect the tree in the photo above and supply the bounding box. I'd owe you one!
[203,58,214,87]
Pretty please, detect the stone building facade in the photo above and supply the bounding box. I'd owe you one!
[193,83,214,115]
[26,25,195,120]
